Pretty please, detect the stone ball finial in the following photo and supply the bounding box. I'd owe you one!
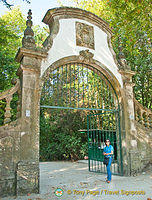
[24,9,34,37]
[118,37,131,70]
[118,37,125,59]
[28,9,32,19]
[22,9,36,49]
[26,9,33,30]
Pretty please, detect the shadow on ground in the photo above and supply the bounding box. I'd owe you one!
[1,161,152,200]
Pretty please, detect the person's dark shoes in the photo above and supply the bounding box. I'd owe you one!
[105,178,112,183]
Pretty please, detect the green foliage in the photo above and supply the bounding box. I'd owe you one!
[40,108,88,161]
[0,7,26,125]
[33,25,49,48]
[72,0,152,109]
[0,7,26,92]
[0,7,48,126]
[0,99,6,125]
[0,7,48,92]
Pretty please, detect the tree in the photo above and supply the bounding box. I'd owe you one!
[40,108,88,161]
[71,0,152,109]
[0,7,48,125]
[0,7,48,91]
[0,0,31,9]
[0,7,26,91]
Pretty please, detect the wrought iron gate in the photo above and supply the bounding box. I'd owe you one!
[87,110,123,175]
[41,62,123,175]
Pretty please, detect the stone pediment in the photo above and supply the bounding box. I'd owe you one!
[41,7,123,87]
[42,7,112,35]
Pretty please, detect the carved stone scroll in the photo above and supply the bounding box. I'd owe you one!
[79,49,94,63]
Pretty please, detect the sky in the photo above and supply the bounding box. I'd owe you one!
[0,0,75,26]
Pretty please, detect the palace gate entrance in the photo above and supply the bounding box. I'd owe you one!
[2,7,151,198]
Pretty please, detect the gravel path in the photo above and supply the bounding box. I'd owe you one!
[1,161,152,200]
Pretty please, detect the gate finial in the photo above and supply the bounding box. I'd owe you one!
[118,37,131,70]
[22,9,36,49]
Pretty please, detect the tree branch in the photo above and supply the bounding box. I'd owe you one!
[1,0,31,9]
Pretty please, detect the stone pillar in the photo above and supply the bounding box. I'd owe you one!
[15,10,47,195]
[15,49,47,195]
[119,69,138,175]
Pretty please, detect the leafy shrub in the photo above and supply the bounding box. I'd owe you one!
[40,108,88,161]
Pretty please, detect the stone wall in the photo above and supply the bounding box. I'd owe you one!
[0,119,21,197]
[0,119,40,197]
[129,121,152,176]
[128,97,152,176]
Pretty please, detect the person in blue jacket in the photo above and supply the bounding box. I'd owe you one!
[103,139,114,183]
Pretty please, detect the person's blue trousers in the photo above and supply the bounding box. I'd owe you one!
[106,156,112,181]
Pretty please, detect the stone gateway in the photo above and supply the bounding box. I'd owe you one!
[0,7,151,197]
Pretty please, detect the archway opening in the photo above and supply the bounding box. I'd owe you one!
[39,62,123,175]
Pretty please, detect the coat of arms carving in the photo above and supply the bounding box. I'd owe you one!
[76,22,95,50]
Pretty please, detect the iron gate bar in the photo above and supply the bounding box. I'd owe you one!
[52,71,54,104]
[40,105,118,112]
[87,67,89,108]
[117,110,123,175]
[93,70,95,108]
[107,83,110,108]
[78,64,80,107]
[74,64,76,107]
[82,64,84,107]
[102,79,105,108]
[90,72,93,107]
[112,112,115,172]
[57,67,59,106]
[97,72,100,109]
[66,64,68,106]
[70,64,71,105]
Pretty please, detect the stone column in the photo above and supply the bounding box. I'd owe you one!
[119,69,138,175]
[15,10,47,195]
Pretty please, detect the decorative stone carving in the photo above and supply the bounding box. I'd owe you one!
[43,19,60,52]
[134,97,152,129]
[4,96,12,124]
[119,70,135,85]
[22,10,36,49]
[118,38,131,70]
[0,78,20,125]
[118,58,131,71]
[76,22,95,50]
[79,49,94,63]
